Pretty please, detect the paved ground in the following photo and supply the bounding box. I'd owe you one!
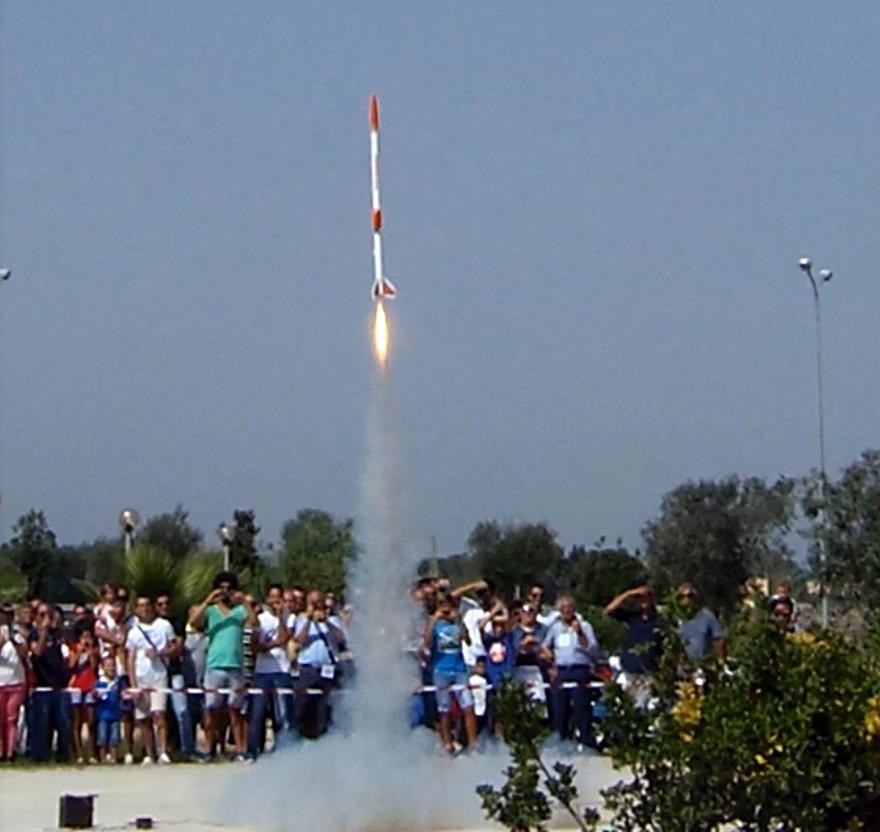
[0,753,624,832]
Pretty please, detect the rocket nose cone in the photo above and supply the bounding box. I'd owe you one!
[369,95,379,131]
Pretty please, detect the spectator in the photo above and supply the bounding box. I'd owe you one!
[0,609,28,762]
[412,578,440,731]
[468,657,490,736]
[72,605,93,637]
[528,583,558,627]
[94,584,118,624]
[182,612,208,755]
[483,615,515,736]
[424,592,478,754]
[188,572,258,762]
[68,628,98,764]
[455,580,504,670]
[605,586,663,707]
[606,585,663,675]
[543,596,598,749]
[95,597,135,764]
[155,592,196,761]
[771,581,800,630]
[28,604,71,762]
[94,655,122,763]
[283,586,306,618]
[292,589,345,738]
[677,583,725,664]
[770,596,796,633]
[126,594,175,765]
[484,616,515,685]
[512,603,553,702]
[248,584,293,759]
[513,604,549,659]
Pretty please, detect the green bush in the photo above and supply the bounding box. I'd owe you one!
[601,610,880,831]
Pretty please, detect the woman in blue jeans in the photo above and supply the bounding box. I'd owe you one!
[423,593,477,754]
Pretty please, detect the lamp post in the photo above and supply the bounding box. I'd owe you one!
[797,256,833,628]
[218,522,236,572]
[118,507,141,555]
[0,270,9,516]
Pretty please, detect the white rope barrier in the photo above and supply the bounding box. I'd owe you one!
[31,680,607,697]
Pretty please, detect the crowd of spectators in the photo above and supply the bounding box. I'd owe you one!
[0,570,796,765]
[0,572,351,765]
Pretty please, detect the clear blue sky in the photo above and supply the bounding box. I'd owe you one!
[1,3,878,557]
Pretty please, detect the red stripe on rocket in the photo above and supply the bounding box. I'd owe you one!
[370,94,396,301]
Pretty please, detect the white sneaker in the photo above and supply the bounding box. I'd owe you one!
[124,753,134,765]
[141,756,153,766]
[158,753,171,765]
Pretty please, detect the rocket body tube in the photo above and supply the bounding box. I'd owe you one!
[370,95,396,300]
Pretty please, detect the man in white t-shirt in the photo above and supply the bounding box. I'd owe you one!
[247,584,293,758]
[453,579,506,669]
[125,595,176,765]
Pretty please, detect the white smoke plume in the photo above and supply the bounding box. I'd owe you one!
[216,372,618,831]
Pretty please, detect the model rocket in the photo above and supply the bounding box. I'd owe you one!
[370,94,396,301]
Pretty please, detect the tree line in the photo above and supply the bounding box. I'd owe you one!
[1,449,877,629]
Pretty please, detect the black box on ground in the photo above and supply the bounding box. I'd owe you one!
[58,794,94,829]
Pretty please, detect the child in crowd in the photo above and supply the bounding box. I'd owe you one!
[69,629,98,764]
[483,616,515,736]
[94,655,122,763]
[424,592,478,754]
[468,657,489,737]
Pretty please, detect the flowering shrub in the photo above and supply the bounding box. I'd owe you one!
[600,610,880,831]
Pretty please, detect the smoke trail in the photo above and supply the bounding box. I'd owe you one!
[218,368,619,830]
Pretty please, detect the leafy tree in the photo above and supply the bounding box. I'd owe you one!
[43,545,89,602]
[802,449,880,608]
[2,509,57,598]
[643,476,796,619]
[122,546,178,602]
[467,521,564,601]
[138,504,203,562]
[564,543,648,609]
[425,552,483,584]
[229,509,260,573]
[82,537,127,588]
[278,509,357,596]
[0,560,27,604]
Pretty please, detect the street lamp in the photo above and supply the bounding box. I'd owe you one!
[118,507,141,555]
[0,271,7,515]
[797,256,833,628]
[217,522,236,571]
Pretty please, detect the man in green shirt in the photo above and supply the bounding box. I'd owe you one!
[188,572,258,761]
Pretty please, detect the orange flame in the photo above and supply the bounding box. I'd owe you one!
[373,302,390,366]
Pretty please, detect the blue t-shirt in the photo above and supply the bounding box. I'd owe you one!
[94,677,122,722]
[484,632,515,687]
[431,618,465,674]
[679,608,724,662]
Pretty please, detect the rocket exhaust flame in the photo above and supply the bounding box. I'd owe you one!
[373,301,389,366]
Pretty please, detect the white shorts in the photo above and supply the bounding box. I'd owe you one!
[134,683,168,720]
[68,689,96,706]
